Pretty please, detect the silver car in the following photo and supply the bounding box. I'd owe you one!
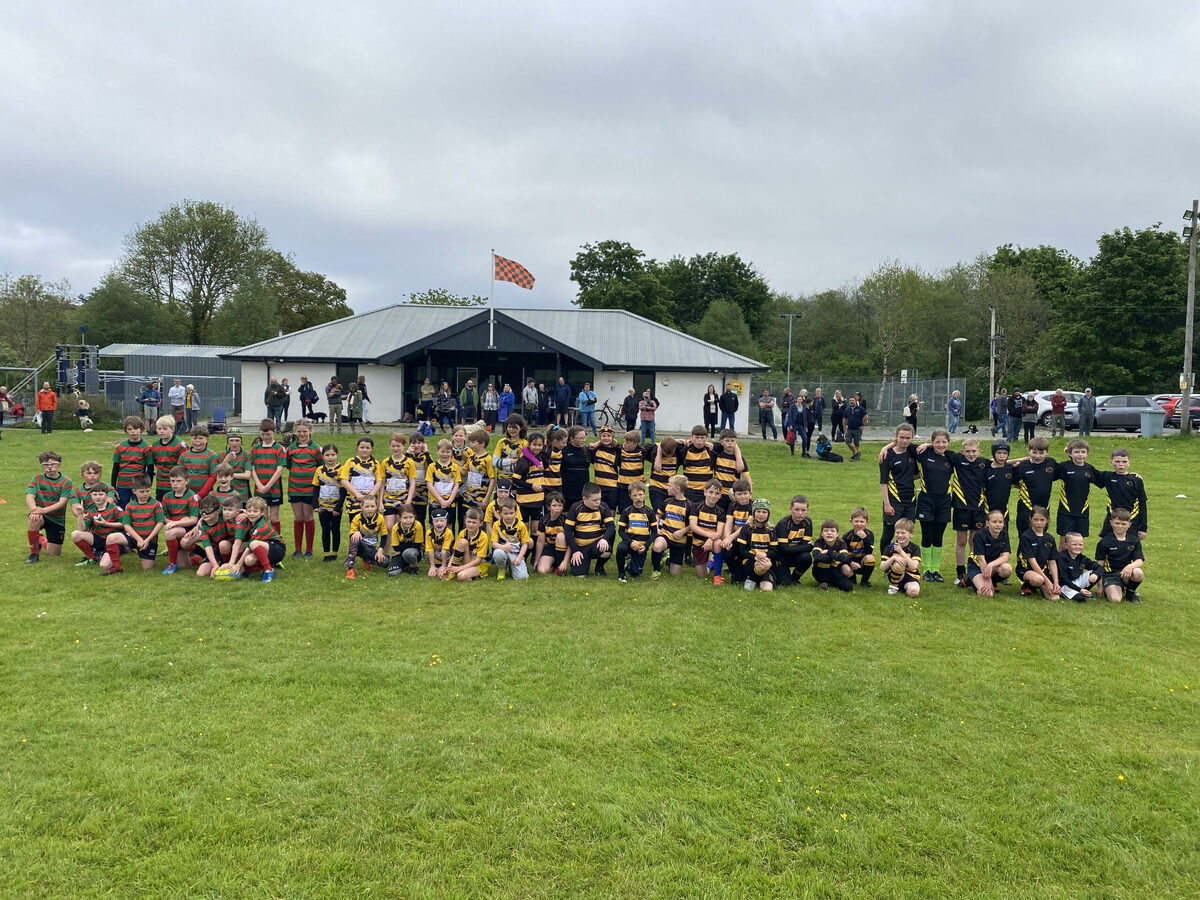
[1066,394,1163,431]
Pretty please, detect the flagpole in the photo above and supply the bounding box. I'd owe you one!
[488,248,496,350]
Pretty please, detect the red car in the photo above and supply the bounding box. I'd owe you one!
[1166,395,1200,428]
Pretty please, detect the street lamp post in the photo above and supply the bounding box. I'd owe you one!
[1183,201,1197,436]
[779,313,802,390]
[946,337,967,430]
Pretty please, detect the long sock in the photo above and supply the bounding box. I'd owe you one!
[252,545,272,572]
[712,550,724,576]
[651,549,664,572]
[294,521,303,548]
[75,538,96,559]
[929,546,942,571]
[616,545,628,577]
[108,547,123,572]
[860,562,875,586]
[304,520,316,553]
[167,539,179,565]
[345,542,359,568]
[956,564,966,579]
[28,530,41,553]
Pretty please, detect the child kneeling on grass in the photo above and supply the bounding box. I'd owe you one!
[881,518,922,597]
[490,498,532,580]
[1094,509,1144,603]
[345,495,389,579]
[446,507,490,581]
[812,518,854,592]
[735,498,777,591]
[969,509,1012,598]
[105,475,164,574]
[1017,505,1059,600]
[388,503,425,576]
[230,497,285,583]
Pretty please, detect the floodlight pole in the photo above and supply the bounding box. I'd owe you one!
[946,337,967,429]
[988,305,997,404]
[1183,201,1197,436]
[779,312,802,390]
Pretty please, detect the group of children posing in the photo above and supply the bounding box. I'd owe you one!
[23,413,1147,601]
[876,423,1147,602]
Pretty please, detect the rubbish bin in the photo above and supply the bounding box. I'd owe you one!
[1140,407,1165,437]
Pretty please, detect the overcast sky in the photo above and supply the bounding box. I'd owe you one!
[2,1,1197,313]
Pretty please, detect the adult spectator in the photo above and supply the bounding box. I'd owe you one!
[357,376,371,423]
[779,389,796,433]
[0,384,11,438]
[702,385,720,437]
[906,393,922,435]
[264,377,287,430]
[757,388,777,440]
[1021,391,1039,443]
[482,382,500,429]
[622,389,640,432]
[830,390,847,442]
[327,381,344,433]
[638,390,659,442]
[497,384,515,424]
[812,388,826,432]
[299,377,319,419]
[1077,388,1096,437]
[346,383,366,432]
[138,381,161,422]
[1049,388,1068,437]
[419,377,436,420]
[553,377,572,426]
[168,378,186,423]
[853,391,867,413]
[1006,390,1023,442]
[537,383,551,425]
[948,390,963,433]
[36,382,58,434]
[281,378,292,423]
[436,381,457,430]
[990,390,1005,436]
[522,379,539,422]
[184,384,201,430]
[719,385,739,431]
[844,395,868,461]
[459,378,480,422]
[793,395,814,457]
[578,382,598,435]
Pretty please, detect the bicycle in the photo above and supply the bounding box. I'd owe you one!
[596,400,623,429]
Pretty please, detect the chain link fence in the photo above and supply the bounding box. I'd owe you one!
[102,374,239,423]
[754,375,968,430]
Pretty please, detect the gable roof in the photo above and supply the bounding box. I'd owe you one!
[223,304,767,372]
[101,343,240,359]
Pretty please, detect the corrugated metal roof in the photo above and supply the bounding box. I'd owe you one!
[223,305,767,371]
[100,343,241,358]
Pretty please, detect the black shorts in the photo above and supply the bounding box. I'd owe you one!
[1101,572,1129,590]
[519,505,542,527]
[41,519,66,546]
[267,539,287,566]
[884,501,917,527]
[263,494,284,508]
[917,494,952,524]
[569,542,609,577]
[92,534,120,558]
[967,560,1003,583]
[1056,511,1089,537]
[665,540,688,567]
[288,493,314,506]
[539,547,567,568]
[952,507,986,532]
[137,541,159,562]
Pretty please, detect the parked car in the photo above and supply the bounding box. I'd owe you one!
[1166,395,1200,428]
[1065,394,1163,431]
[1152,394,1178,414]
[1029,390,1085,426]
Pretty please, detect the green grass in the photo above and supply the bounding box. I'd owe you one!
[2,428,1198,898]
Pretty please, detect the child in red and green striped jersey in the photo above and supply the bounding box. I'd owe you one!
[178,426,222,497]
[231,496,285,583]
[221,432,252,500]
[111,416,152,508]
[209,464,241,504]
[150,415,188,500]
[69,460,116,535]
[106,475,164,572]
[250,419,287,530]
[188,497,229,577]
[286,420,322,558]
[161,466,201,575]
[26,450,74,563]
[69,484,124,574]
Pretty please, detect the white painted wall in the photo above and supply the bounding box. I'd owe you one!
[646,371,758,436]
[238,362,405,423]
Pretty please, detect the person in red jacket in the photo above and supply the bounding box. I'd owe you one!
[36,382,58,434]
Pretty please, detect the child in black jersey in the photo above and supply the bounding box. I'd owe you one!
[536,492,569,575]
[736,498,777,591]
[652,474,692,577]
[842,506,876,588]
[1095,449,1149,541]
[688,479,729,579]
[1016,505,1059,600]
[616,482,655,583]
[1095,509,1145,603]
[388,503,425,575]
[773,494,814,585]
[879,423,920,549]
[717,478,754,586]
[812,518,853,592]
[1057,532,1101,602]
[565,482,615,577]
[969,510,1012,597]
[1052,439,1099,549]
[881,518,922,597]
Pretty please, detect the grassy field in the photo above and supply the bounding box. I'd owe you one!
[2,426,1198,898]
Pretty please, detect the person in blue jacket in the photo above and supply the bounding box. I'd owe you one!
[497,384,515,424]
[553,377,573,427]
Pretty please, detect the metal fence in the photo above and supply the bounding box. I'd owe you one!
[102,374,240,422]
[755,375,968,430]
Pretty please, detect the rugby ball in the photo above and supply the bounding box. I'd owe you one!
[213,565,241,581]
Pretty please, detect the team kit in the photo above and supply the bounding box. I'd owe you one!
[24,412,1147,602]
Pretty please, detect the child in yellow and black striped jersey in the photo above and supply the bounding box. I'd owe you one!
[564,482,614,577]
[651,474,692,577]
[715,478,753,585]
[713,429,751,497]
[312,444,346,562]
[881,518,921,597]
[588,425,620,510]
[406,433,434,526]
[812,519,854,592]
[425,508,455,578]
[615,431,654,513]
[387,503,425,576]
[492,415,527,479]
[735,498,777,592]
[842,506,876,588]
[541,427,566,498]
[689,479,730,579]
[450,424,470,466]
[615,481,655,583]
[535,492,569,575]
[339,437,383,520]
[484,478,515,529]
[446,507,490,581]
[511,432,546,537]
[344,495,389,579]
[382,434,415,532]
[427,439,463,528]
[648,435,680,512]
[679,426,717,503]
[462,429,496,524]
[490,498,533,580]
[772,495,814,586]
